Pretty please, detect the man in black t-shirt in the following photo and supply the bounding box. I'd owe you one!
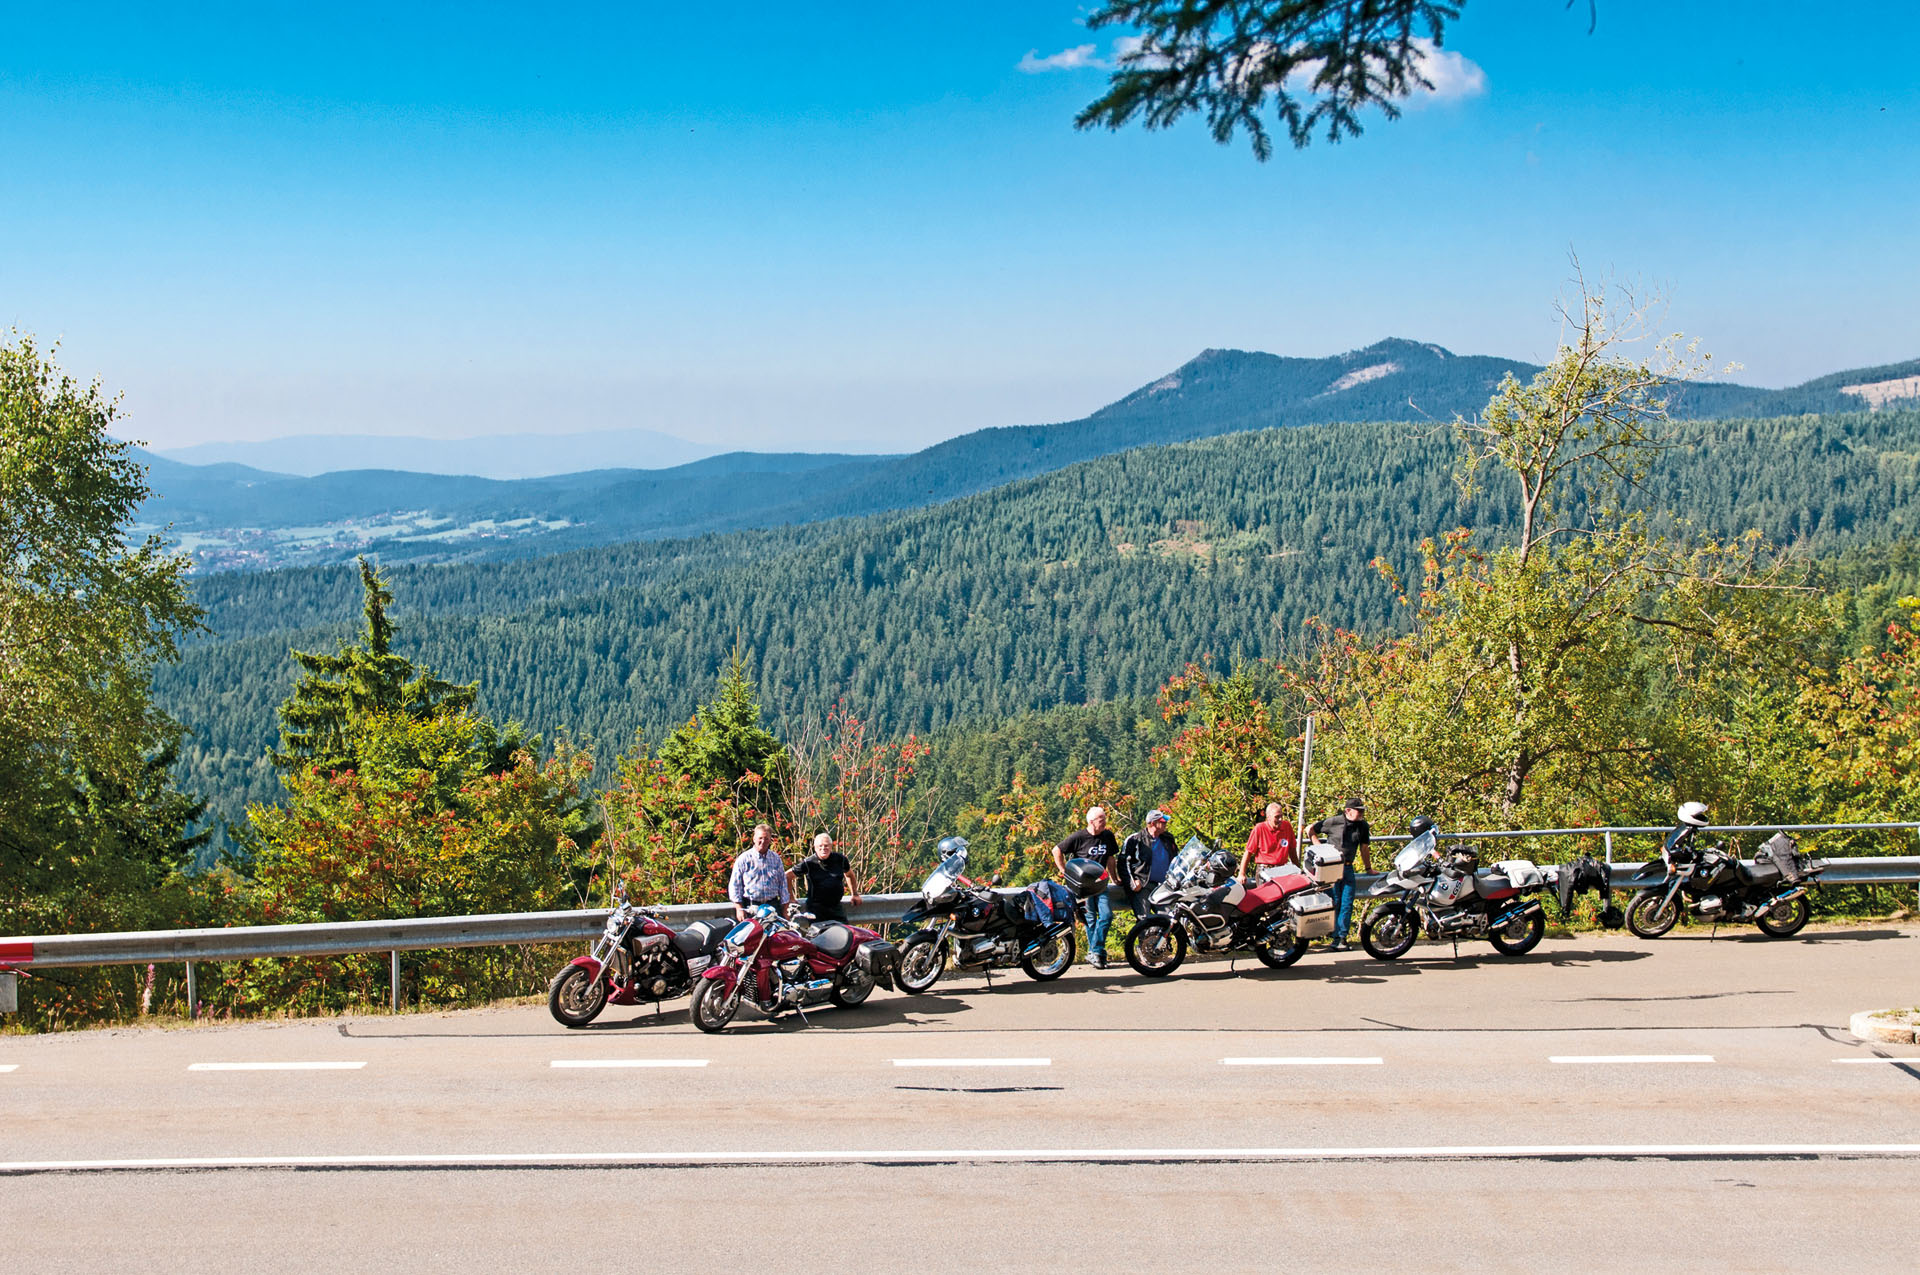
[1319,798,1372,950]
[788,832,861,923]
[1051,806,1121,968]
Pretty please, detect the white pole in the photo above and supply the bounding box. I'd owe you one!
[1296,715,1315,834]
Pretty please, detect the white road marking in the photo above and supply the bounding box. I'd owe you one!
[1833,1057,1920,1065]
[891,1058,1051,1068]
[0,1064,16,1073]
[6,1143,1920,1173]
[550,1059,708,1069]
[1549,1055,1715,1065]
[187,1062,367,1072]
[1222,1057,1383,1067]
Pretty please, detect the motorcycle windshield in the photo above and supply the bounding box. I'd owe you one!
[920,848,969,900]
[1394,830,1437,874]
[1162,837,1216,892]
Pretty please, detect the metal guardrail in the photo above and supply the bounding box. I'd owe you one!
[1,822,1913,1015]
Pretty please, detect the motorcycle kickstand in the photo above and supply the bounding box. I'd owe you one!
[1451,937,1459,959]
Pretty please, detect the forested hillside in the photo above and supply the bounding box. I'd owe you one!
[155,408,1920,839]
[140,342,1920,573]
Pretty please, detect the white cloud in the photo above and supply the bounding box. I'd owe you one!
[1408,39,1487,104]
[1018,44,1102,73]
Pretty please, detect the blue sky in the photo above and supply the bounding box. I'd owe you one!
[3,1,1916,453]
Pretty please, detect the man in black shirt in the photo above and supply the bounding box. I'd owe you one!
[788,832,861,923]
[1319,798,1372,950]
[1052,806,1120,968]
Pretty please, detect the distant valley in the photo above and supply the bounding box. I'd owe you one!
[136,340,1920,573]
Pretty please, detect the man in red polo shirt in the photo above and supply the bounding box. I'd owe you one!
[1237,802,1297,883]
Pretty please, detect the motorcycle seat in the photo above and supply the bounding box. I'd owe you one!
[811,923,855,957]
[673,920,729,955]
[1474,872,1517,900]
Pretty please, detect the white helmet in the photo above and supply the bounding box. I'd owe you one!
[1677,801,1710,828]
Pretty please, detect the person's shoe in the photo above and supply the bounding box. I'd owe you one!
[1327,939,1349,952]
[1090,951,1107,969]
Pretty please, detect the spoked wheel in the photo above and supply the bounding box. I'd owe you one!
[1021,931,1075,981]
[1626,891,1680,939]
[1361,906,1418,961]
[547,964,609,1027]
[1754,894,1810,938]
[831,963,875,1007]
[1124,919,1188,977]
[689,977,740,1033]
[895,934,947,993]
[1487,910,1545,956]
[1253,928,1309,969]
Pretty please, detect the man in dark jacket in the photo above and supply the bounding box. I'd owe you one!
[1319,798,1372,950]
[1118,809,1177,916]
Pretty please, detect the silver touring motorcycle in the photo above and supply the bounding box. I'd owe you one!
[1360,817,1551,960]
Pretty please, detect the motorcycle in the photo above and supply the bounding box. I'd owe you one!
[1122,837,1337,976]
[547,882,734,1027]
[1360,822,1549,960]
[689,905,897,1033]
[894,837,1079,992]
[1625,828,1824,938]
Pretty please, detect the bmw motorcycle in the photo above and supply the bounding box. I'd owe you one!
[547,882,734,1027]
[1360,825,1549,960]
[894,837,1079,992]
[689,905,897,1033]
[1122,837,1337,976]
[1625,828,1824,938]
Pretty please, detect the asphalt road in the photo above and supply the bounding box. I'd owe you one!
[5,925,1918,1272]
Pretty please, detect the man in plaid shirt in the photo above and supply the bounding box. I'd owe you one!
[729,823,791,921]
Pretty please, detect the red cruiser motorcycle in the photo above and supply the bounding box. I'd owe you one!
[547,883,734,1027]
[690,906,897,1033]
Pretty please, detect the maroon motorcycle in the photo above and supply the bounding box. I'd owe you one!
[690,905,897,1033]
[547,883,734,1027]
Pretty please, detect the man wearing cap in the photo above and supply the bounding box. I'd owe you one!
[1319,798,1373,950]
[1118,809,1177,916]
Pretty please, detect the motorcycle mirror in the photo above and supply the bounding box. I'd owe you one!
[990,873,1002,887]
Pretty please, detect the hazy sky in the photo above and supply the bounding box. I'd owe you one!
[4,2,1916,452]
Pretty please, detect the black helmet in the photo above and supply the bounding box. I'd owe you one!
[1407,815,1436,838]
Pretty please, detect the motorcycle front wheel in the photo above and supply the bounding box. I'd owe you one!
[1487,910,1545,956]
[689,978,740,1033]
[895,934,947,993]
[1626,891,1680,939]
[832,963,875,1007]
[1361,906,1418,961]
[1124,919,1187,977]
[1253,930,1309,969]
[1021,931,1076,981]
[547,964,609,1028]
[1754,894,1810,938]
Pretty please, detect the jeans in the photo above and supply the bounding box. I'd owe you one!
[1332,866,1358,940]
[1082,891,1114,958]
[1126,886,1155,916]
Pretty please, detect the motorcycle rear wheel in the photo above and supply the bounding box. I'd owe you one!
[1626,891,1680,939]
[1124,919,1187,977]
[832,963,875,1007]
[1487,910,1544,956]
[1021,931,1075,981]
[1253,931,1309,969]
[1754,894,1810,938]
[689,978,739,1033]
[1361,907,1417,961]
[546,965,608,1028]
[896,934,946,993]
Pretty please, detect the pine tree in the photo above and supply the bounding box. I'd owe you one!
[272,557,477,774]
[657,646,788,813]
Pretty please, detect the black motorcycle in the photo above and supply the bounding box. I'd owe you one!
[1625,828,1824,938]
[894,837,1080,990]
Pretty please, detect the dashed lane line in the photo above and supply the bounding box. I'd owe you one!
[550,1059,709,1069]
[1549,1055,1715,1065]
[7,1143,1920,1174]
[891,1058,1051,1068]
[0,1064,16,1073]
[1222,1057,1383,1066]
[1833,1057,1920,1064]
[188,1062,368,1072]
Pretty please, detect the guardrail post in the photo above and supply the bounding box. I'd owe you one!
[0,970,17,1014]
[185,961,196,1020]
[1604,830,1613,867]
[390,951,401,1013]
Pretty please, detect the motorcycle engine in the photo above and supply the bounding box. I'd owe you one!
[1698,894,1724,914]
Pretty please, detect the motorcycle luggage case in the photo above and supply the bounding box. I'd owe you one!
[1306,844,1345,884]
[856,939,898,990]
[1290,889,1336,939]
[1063,857,1110,899]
